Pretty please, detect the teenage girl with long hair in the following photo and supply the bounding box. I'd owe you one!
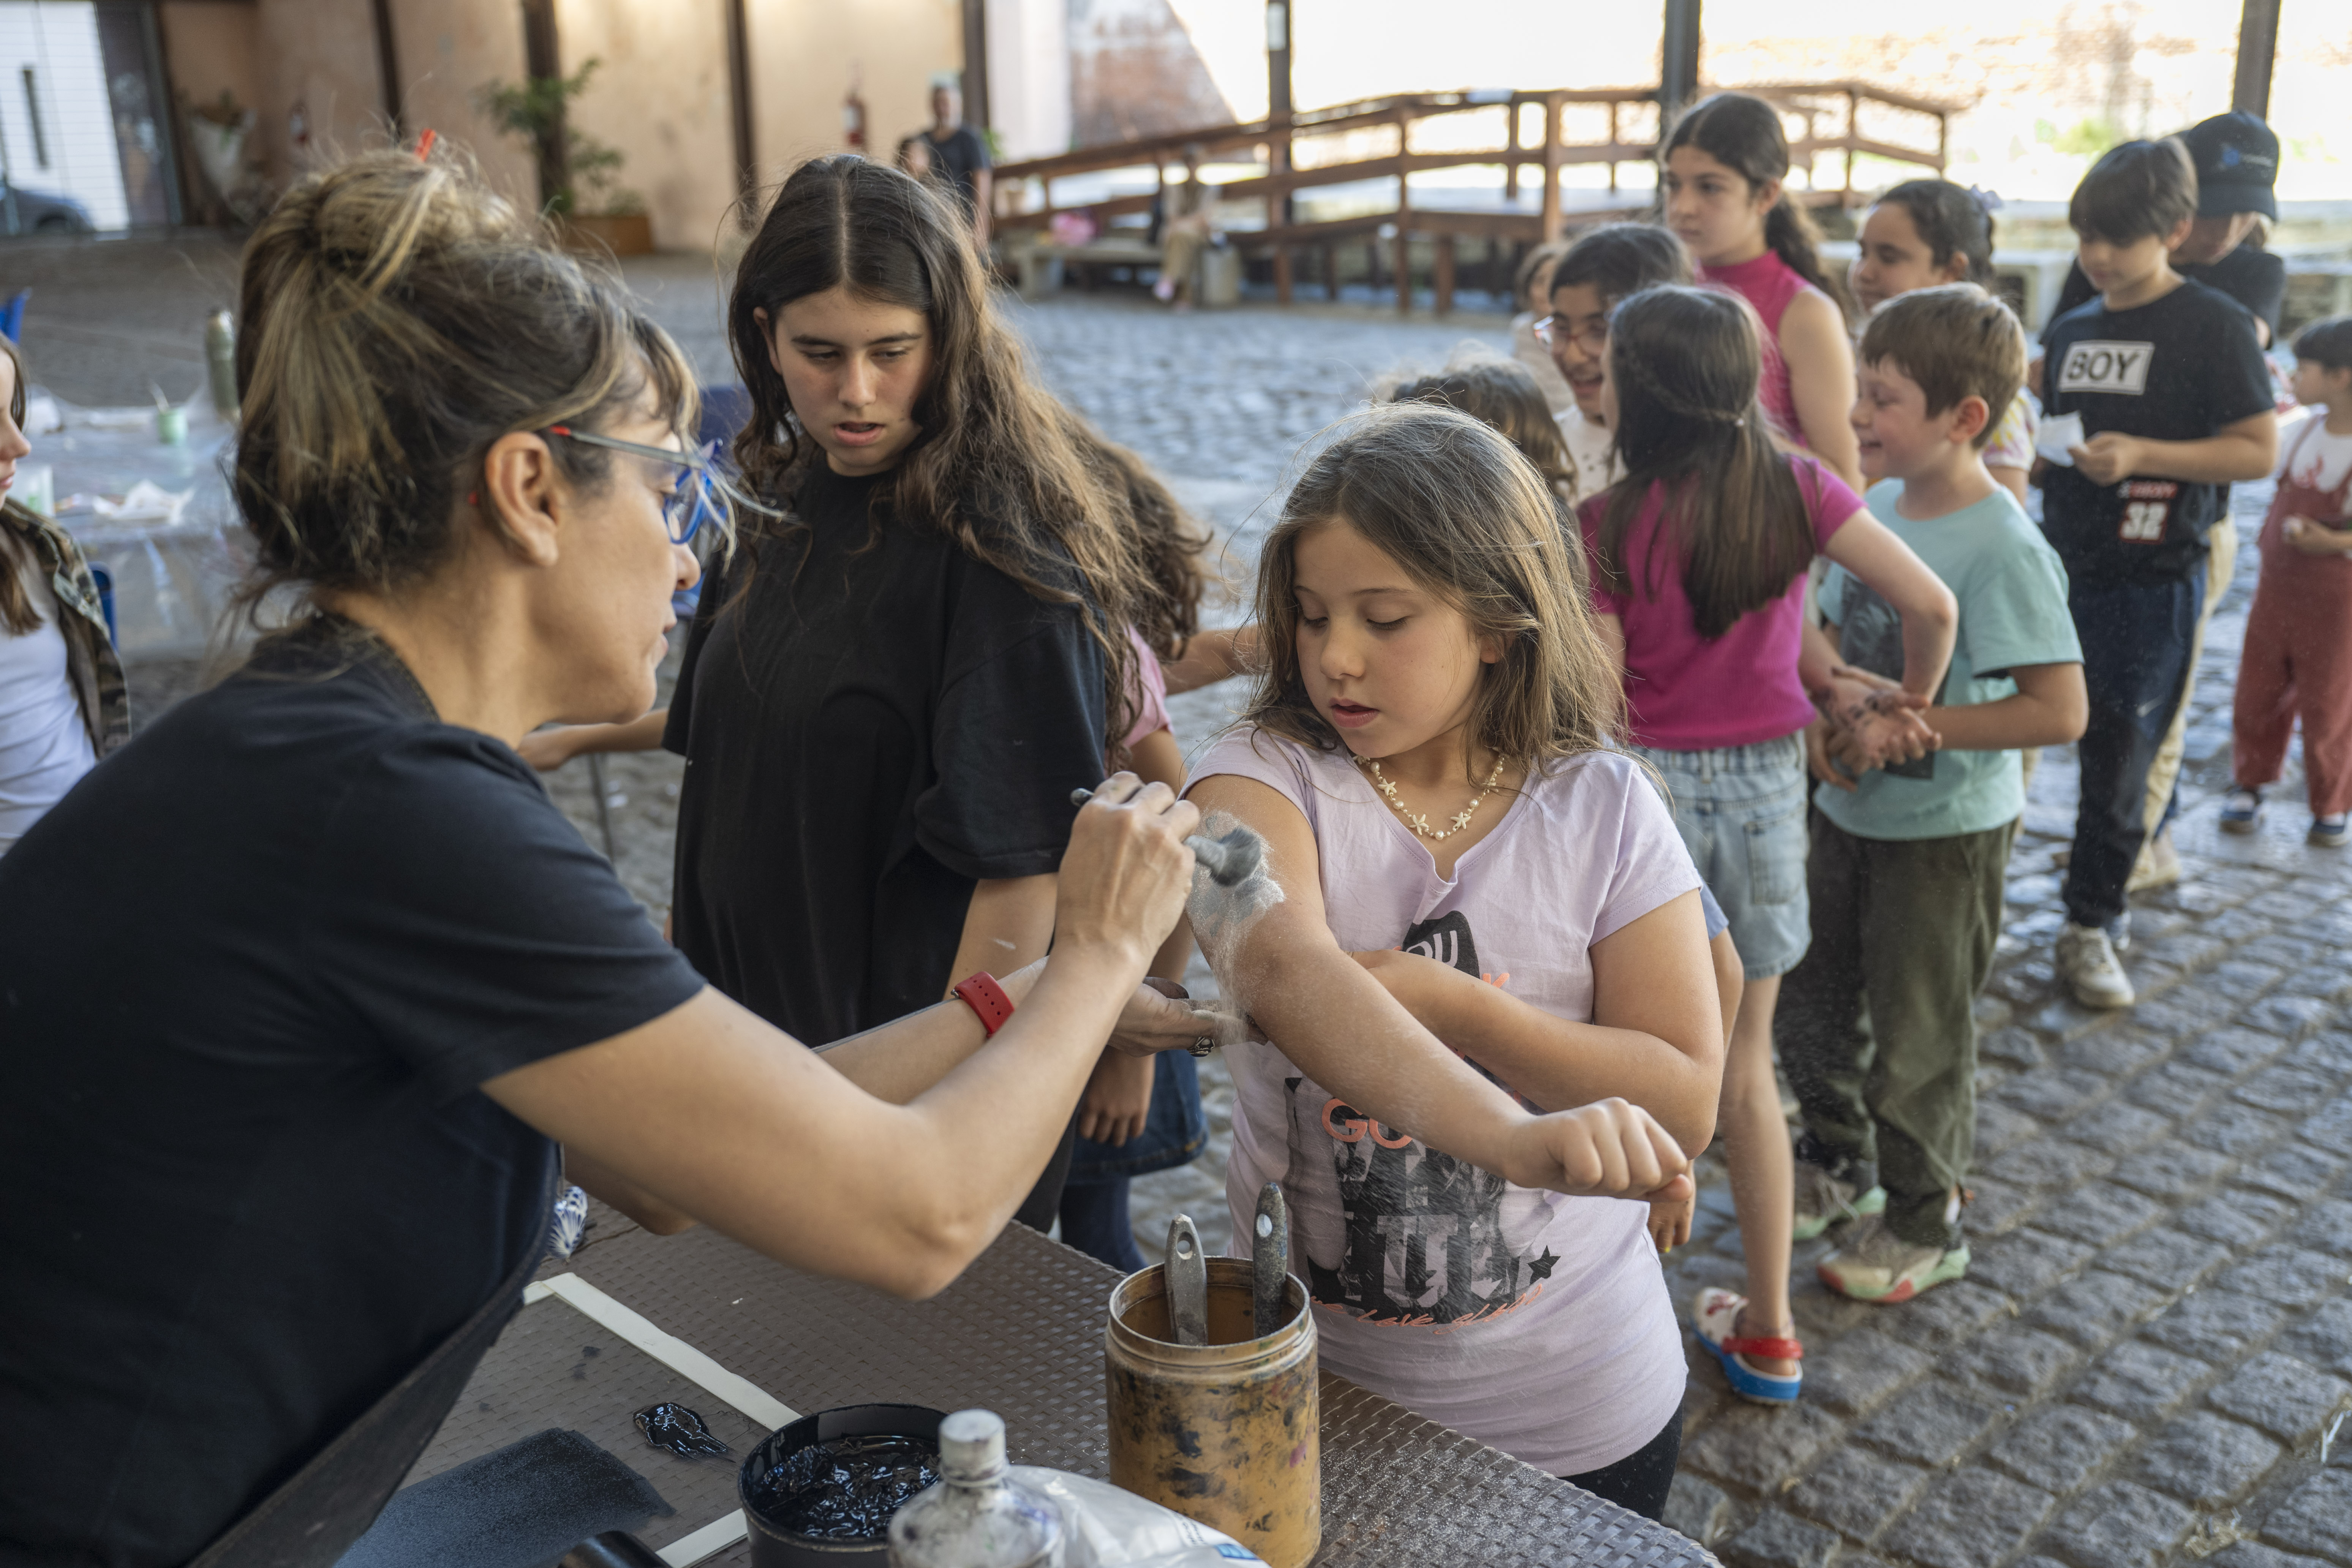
[1187,401,1716,1520]
[1849,180,2037,505]
[1584,285,1955,1403]
[1661,93,1864,493]
[663,156,1216,1225]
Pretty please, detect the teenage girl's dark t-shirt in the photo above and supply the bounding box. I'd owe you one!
[664,464,1106,1045]
[2040,278,2275,585]
[0,624,704,1566]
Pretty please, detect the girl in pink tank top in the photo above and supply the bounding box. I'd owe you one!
[1661,93,1864,494]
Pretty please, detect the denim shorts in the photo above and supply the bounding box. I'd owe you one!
[1631,734,1811,980]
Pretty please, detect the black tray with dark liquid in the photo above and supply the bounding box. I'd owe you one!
[739,1404,945,1567]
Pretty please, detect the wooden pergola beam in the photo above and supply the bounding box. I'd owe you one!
[726,0,757,220]
[2233,0,2281,118]
[1660,0,1701,126]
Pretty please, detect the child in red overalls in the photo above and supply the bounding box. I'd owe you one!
[2225,316,2352,846]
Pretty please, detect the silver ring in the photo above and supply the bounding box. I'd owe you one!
[1189,1036,1216,1057]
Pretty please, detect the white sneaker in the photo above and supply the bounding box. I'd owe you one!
[2056,923,2135,1009]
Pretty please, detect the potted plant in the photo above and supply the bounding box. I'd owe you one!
[477,57,651,255]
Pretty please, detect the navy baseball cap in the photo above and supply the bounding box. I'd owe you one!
[2180,111,2279,220]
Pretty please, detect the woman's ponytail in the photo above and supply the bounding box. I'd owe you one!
[232,145,701,620]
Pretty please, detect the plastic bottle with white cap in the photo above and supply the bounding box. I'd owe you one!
[886,1409,1065,1568]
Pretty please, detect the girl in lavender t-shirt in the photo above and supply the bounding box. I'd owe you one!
[1186,403,1722,1521]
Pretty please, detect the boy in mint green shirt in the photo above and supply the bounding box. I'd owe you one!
[1782,286,2088,1304]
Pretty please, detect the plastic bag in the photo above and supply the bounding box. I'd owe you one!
[1005,1468,1261,1566]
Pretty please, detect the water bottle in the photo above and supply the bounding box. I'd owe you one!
[205,309,238,420]
[886,1410,1064,1568]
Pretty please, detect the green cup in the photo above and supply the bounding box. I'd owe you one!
[156,406,187,446]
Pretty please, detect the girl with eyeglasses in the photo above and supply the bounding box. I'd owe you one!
[1535,223,1692,504]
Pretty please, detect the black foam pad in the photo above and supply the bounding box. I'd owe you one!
[336,1428,672,1568]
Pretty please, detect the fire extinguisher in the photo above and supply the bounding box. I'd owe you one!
[842,74,867,152]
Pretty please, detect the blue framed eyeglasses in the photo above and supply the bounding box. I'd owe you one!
[544,425,722,545]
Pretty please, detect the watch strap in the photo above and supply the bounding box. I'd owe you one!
[952,971,1015,1037]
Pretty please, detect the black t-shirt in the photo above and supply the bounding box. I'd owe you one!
[923,124,991,213]
[0,624,704,1567]
[664,465,1105,1045]
[2040,279,2276,585]
[2040,245,2286,346]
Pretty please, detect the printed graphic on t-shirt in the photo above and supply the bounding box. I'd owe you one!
[2057,340,2154,396]
[2115,479,2179,544]
[1834,582,1939,780]
[1285,910,1562,1328]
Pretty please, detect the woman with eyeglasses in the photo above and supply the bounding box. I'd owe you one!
[0,150,1220,1566]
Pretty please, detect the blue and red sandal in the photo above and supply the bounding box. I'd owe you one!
[1691,1287,1803,1405]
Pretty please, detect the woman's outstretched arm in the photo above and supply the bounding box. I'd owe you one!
[484,775,1202,1300]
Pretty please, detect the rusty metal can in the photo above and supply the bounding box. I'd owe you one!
[1104,1258,1319,1568]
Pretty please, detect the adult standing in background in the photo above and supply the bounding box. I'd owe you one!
[663,157,1199,1234]
[2036,112,2283,895]
[922,78,993,245]
[2038,113,2285,355]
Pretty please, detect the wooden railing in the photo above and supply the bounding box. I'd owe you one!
[992,81,1965,310]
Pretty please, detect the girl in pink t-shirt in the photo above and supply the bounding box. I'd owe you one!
[1186,402,1717,1520]
[1582,283,1955,1404]
[1663,92,1864,495]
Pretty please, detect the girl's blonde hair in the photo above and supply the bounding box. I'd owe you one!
[1382,349,1572,494]
[233,145,704,617]
[1240,402,1624,773]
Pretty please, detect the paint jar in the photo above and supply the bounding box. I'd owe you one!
[1104,1258,1319,1568]
[740,1404,945,1568]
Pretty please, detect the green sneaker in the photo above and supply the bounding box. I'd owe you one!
[1818,1215,1969,1302]
[1792,1158,1885,1241]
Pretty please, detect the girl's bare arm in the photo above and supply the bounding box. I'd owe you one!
[1779,289,1865,495]
[1818,510,1958,701]
[1162,627,1261,696]
[1188,774,1693,1200]
[1350,889,1723,1152]
[516,708,670,771]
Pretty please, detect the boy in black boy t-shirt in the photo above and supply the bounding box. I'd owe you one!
[2043,138,2276,1010]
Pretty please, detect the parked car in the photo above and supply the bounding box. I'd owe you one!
[1,181,92,235]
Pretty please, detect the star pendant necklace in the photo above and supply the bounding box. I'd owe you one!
[1357,752,1505,841]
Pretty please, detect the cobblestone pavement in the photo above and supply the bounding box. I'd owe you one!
[73,235,2352,1567]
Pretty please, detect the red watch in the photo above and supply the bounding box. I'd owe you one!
[952,972,1016,1037]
